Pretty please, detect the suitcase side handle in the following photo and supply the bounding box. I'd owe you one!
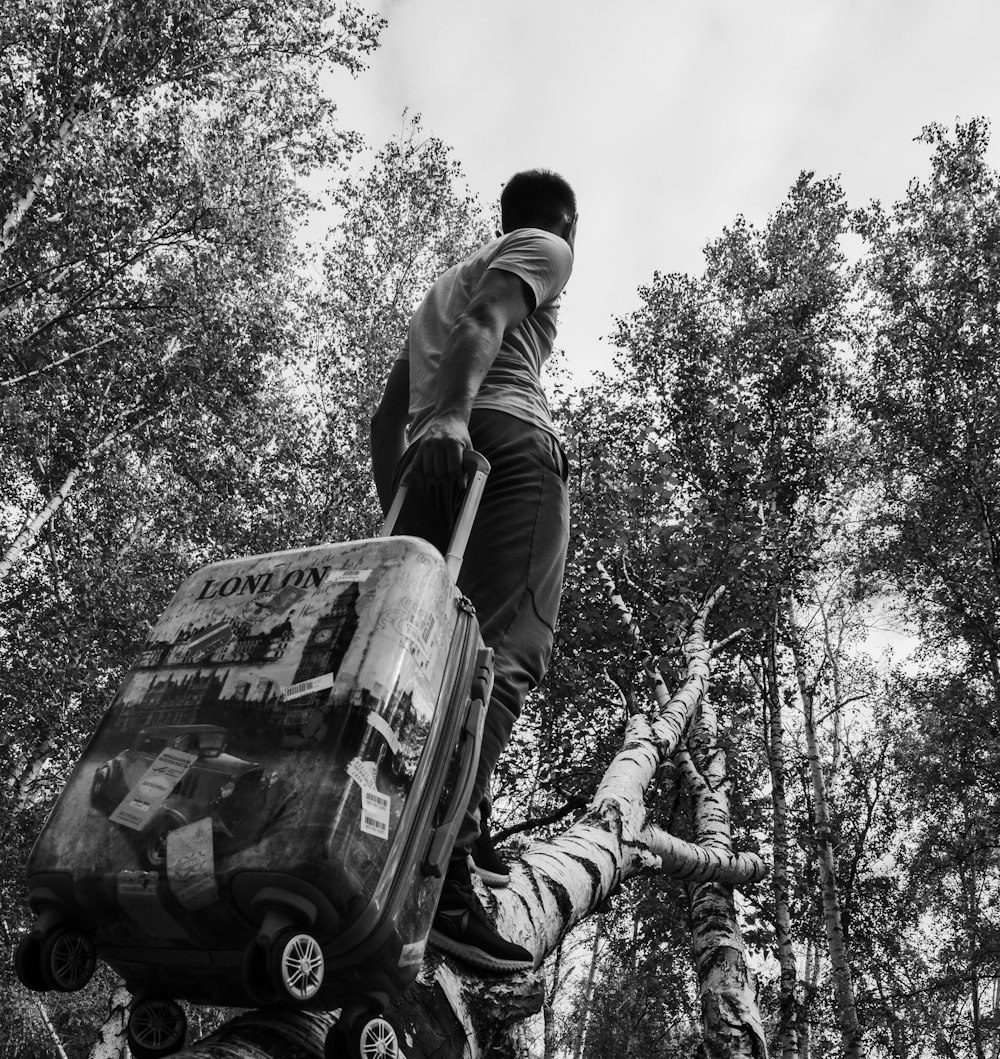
[422,691,487,878]
[381,450,491,581]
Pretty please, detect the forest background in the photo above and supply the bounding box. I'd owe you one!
[3,1,1000,1058]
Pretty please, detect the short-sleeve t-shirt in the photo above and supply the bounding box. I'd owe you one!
[398,227,573,441]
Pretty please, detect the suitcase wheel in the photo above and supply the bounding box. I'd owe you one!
[126,997,187,1059]
[325,1011,399,1059]
[241,938,280,1006]
[270,929,325,1004]
[40,927,97,992]
[14,927,96,993]
[14,935,49,993]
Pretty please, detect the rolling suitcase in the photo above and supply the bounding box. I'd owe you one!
[15,453,493,1059]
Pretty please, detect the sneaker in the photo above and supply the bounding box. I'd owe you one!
[430,873,532,973]
[470,805,510,888]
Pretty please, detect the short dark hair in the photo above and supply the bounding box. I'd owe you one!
[500,169,576,233]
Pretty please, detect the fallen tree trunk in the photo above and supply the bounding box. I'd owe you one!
[99,589,766,1058]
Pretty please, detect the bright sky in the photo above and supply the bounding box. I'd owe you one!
[326,0,1000,384]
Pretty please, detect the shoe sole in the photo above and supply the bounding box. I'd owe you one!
[428,929,533,973]
[471,862,510,888]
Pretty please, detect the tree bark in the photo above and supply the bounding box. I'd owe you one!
[682,686,767,1058]
[87,984,131,1059]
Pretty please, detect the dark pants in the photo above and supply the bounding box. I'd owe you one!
[392,410,570,851]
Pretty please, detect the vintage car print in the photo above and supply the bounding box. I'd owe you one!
[90,724,292,868]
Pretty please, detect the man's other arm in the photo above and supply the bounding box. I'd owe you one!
[412,267,534,482]
[370,358,410,515]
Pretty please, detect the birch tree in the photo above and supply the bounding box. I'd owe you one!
[788,599,862,1059]
[608,170,859,1056]
[855,117,1000,1056]
[2,0,382,579]
[2,5,382,1052]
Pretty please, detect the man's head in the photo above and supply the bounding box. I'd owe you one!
[500,170,577,244]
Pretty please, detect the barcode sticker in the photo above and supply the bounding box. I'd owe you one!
[282,672,335,702]
[360,789,390,841]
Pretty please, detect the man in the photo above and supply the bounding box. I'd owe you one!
[370,169,576,973]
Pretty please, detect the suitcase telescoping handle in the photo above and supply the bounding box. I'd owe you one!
[380,450,491,581]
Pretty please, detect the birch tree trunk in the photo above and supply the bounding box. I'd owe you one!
[570,916,603,1059]
[124,590,765,1059]
[3,917,70,1059]
[1,460,96,582]
[788,608,863,1059]
[681,685,768,1059]
[0,413,159,581]
[873,967,907,1059]
[962,823,987,1059]
[762,626,800,1059]
[29,993,71,1059]
[541,941,563,1059]
[87,985,131,1059]
[990,977,1000,1059]
[2,20,115,254]
[799,938,821,1059]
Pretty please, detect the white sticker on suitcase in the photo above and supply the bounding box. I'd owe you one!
[166,817,219,910]
[361,789,390,840]
[109,748,198,831]
[398,941,424,966]
[282,672,336,701]
[346,757,378,790]
[324,569,373,583]
[367,711,401,755]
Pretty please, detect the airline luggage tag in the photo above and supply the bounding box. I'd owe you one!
[109,748,197,831]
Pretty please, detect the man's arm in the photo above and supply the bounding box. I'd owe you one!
[370,357,410,515]
[411,267,534,483]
